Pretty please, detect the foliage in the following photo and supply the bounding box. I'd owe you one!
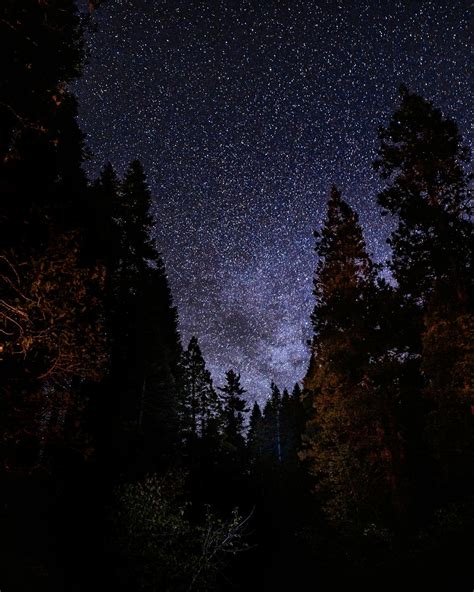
[0,0,87,235]
[90,160,183,472]
[300,186,405,530]
[247,401,264,467]
[218,369,249,452]
[374,84,472,305]
[181,337,221,440]
[375,85,474,504]
[0,232,106,469]
[114,472,250,591]
[422,291,474,489]
[0,0,84,158]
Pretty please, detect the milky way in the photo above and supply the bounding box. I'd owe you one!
[74,0,471,402]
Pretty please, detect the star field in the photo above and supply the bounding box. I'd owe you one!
[74,0,472,401]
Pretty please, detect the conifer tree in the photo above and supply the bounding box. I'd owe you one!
[107,161,154,426]
[300,186,405,529]
[291,382,305,440]
[0,0,87,245]
[181,337,220,440]
[88,162,120,263]
[291,382,302,400]
[118,160,160,271]
[375,86,474,498]
[280,385,304,468]
[93,160,183,472]
[137,261,183,464]
[374,85,472,306]
[218,369,249,451]
[262,383,283,464]
[0,0,104,471]
[247,402,264,465]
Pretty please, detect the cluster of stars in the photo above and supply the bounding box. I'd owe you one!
[75,0,471,401]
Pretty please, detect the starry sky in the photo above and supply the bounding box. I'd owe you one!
[74,0,472,401]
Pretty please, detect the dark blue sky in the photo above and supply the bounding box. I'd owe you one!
[75,0,472,402]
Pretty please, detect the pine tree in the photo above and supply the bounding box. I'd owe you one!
[137,260,183,464]
[0,0,87,246]
[0,0,104,471]
[300,186,405,529]
[247,402,264,466]
[374,85,472,306]
[375,86,474,499]
[218,369,249,452]
[262,383,283,464]
[118,160,160,271]
[107,161,154,426]
[306,186,375,381]
[88,162,120,263]
[280,385,304,468]
[93,160,183,473]
[291,382,305,443]
[181,337,220,440]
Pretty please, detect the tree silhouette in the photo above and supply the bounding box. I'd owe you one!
[301,186,405,529]
[375,86,474,501]
[181,336,220,441]
[218,369,249,452]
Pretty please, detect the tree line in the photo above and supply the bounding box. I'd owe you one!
[0,1,472,590]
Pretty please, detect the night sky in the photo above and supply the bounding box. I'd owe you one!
[74,0,471,402]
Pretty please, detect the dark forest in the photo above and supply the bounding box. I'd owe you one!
[0,1,473,590]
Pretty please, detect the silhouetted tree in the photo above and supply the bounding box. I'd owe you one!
[375,86,474,501]
[280,385,304,469]
[219,370,249,452]
[262,383,283,465]
[91,160,183,473]
[374,85,472,306]
[87,162,120,263]
[300,186,405,531]
[247,402,264,467]
[181,337,220,441]
[0,234,106,470]
[0,0,87,246]
[0,0,104,472]
[0,4,110,590]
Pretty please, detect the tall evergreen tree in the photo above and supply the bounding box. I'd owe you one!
[0,0,105,471]
[280,385,304,468]
[300,186,405,529]
[117,160,162,421]
[87,162,119,263]
[218,369,249,451]
[291,382,305,441]
[181,336,220,440]
[262,383,283,464]
[0,0,87,246]
[118,160,160,272]
[374,86,474,499]
[137,261,183,466]
[93,160,183,473]
[247,401,264,467]
[374,85,472,306]
[0,4,108,589]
